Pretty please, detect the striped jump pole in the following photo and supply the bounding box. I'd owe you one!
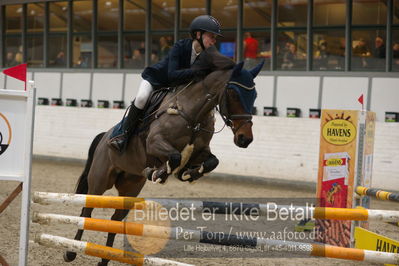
[356,186,399,203]
[34,233,193,266]
[33,192,399,223]
[33,214,399,265]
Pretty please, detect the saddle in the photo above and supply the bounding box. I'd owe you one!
[142,87,172,120]
[109,88,173,139]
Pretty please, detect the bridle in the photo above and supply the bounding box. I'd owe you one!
[145,77,254,137]
[218,82,253,133]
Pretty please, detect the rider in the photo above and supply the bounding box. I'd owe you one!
[108,15,222,152]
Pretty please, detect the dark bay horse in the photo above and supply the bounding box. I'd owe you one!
[64,49,264,265]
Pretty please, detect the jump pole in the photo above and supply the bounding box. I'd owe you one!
[35,233,193,266]
[33,214,399,265]
[32,192,399,223]
[356,186,399,203]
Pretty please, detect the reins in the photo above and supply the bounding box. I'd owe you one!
[141,80,194,121]
[137,73,253,138]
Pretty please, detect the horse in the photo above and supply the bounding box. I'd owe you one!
[64,48,264,265]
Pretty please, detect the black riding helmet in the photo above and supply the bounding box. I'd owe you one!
[189,15,222,49]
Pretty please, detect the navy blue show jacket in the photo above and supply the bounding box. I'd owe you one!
[142,39,196,88]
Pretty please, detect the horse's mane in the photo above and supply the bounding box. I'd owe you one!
[192,46,235,72]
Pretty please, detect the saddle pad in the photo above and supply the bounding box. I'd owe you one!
[109,119,125,139]
[109,87,171,140]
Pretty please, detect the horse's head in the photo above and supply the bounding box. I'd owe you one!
[219,60,264,148]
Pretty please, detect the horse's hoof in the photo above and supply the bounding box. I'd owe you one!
[181,171,191,181]
[151,169,168,184]
[143,167,155,181]
[63,251,76,262]
[152,171,162,184]
[181,169,202,182]
[98,261,109,266]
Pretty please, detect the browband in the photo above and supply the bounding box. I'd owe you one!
[227,81,255,90]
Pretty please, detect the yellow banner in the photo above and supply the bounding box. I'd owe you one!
[355,227,399,266]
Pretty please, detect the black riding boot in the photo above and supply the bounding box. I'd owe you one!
[108,105,143,153]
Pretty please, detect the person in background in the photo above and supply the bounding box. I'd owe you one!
[75,54,89,68]
[372,36,386,69]
[108,15,222,153]
[393,42,399,70]
[353,38,370,68]
[159,36,171,60]
[243,32,259,69]
[6,52,17,67]
[373,36,386,58]
[132,49,144,68]
[54,51,65,66]
[15,46,23,64]
[315,40,329,70]
[281,42,297,69]
[138,41,145,55]
[150,51,159,65]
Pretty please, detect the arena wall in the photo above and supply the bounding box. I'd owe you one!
[33,106,399,191]
[3,72,399,122]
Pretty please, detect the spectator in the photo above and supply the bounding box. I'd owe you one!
[281,43,297,69]
[6,52,17,67]
[138,41,145,55]
[151,51,159,65]
[353,38,370,57]
[315,40,329,70]
[373,36,386,58]
[158,36,171,60]
[371,36,386,70]
[54,51,65,66]
[243,32,259,69]
[166,35,173,46]
[393,42,399,70]
[75,56,88,68]
[353,38,370,69]
[15,46,23,64]
[336,38,346,70]
[130,49,144,68]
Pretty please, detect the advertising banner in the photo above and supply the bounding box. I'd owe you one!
[316,109,375,248]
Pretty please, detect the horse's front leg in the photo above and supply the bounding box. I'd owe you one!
[178,149,219,182]
[145,135,193,183]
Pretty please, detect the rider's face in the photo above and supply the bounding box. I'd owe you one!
[197,32,217,49]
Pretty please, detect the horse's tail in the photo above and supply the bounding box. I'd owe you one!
[74,132,106,195]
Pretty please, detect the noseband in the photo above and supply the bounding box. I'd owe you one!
[218,85,253,133]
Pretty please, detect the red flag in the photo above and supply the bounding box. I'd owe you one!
[3,63,27,90]
[358,94,364,105]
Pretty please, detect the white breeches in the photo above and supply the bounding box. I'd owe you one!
[134,79,153,109]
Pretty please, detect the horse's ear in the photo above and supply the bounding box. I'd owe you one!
[249,59,265,78]
[232,61,244,77]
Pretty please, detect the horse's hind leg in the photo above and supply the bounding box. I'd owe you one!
[64,132,115,263]
[64,185,109,262]
[65,170,114,263]
[98,172,146,266]
[63,206,95,262]
[64,132,108,262]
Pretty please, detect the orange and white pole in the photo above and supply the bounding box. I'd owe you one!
[356,186,399,203]
[34,222,399,265]
[33,192,399,223]
[34,233,193,266]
